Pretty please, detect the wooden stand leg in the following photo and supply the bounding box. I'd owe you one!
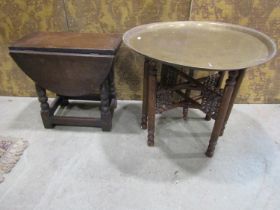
[101,78,112,131]
[108,66,117,109]
[205,71,239,157]
[183,69,194,120]
[205,71,225,121]
[141,59,149,129]
[147,60,157,146]
[183,103,189,121]
[35,84,54,128]
[220,69,246,136]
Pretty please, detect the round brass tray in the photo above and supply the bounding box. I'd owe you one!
[123,21,277,70]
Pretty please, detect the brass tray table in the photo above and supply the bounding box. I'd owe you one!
[123,21,277,157]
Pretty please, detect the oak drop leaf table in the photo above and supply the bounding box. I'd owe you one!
[123,21,277,157]
[9,32,122,131]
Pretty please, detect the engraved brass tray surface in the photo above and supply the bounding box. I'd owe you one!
[123,21,277,70]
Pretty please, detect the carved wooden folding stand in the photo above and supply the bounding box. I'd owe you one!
[9,32,122,131]
[141,59,246,157]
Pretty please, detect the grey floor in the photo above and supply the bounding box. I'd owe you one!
[0,97,279,210]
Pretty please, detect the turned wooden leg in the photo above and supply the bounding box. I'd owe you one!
[206,71,239,157]
[101,78,112,131]
[141,58,149,129]
[147,60,157,146]
[108,66,117,109]
[220,69,246,136]
[35,84,54,128]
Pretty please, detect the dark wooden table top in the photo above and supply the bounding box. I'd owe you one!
[10,32,122,55]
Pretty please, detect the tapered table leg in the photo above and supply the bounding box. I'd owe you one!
[35,84,54,128]
[220,69,246,136]
[147,60,157,146]
[206,70,239,157]
[141,58,150,129]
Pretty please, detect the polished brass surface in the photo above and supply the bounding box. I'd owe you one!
[123,21,277,70]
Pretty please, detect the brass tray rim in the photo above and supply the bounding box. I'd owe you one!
[123,21,277,71]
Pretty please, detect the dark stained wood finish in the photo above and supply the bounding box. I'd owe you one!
[34,82,115,130]
[100,78,112,131]
[35,84,54,129]
[9,32,122,55]
[141,58,149,129]
[220,69,246,136]
[147,60,157,146]
[205,71,226,121]
[10,51,114,97]
[183,68,194,120]
[205,70,239,157]
[52,116,102,127]
[108,64,117,109]
[141,58,247,157]
[10,32,122,130]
